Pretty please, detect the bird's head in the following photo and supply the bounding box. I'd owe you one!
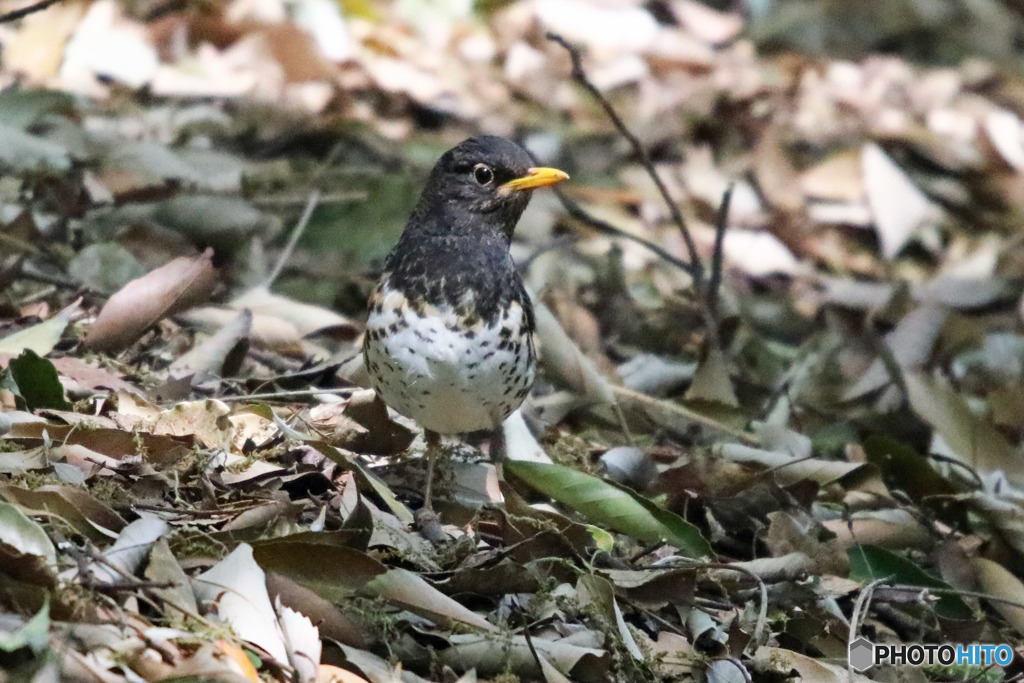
[411,135,569,241]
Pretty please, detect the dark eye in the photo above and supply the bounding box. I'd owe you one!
[473,164,493,185]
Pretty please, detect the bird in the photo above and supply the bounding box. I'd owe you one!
[363,135,568,535]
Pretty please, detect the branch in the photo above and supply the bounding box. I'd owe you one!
[554,187,698,276]
[547,32,703,280]
[547,32,732,351]
[0,0,67,23]
[708,182,734,320]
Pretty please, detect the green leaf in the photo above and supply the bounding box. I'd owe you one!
[0,312,71,357]
[506,461,712,559]
[0,600,49,654]
[848,544,972,620]
[7,350,71,411]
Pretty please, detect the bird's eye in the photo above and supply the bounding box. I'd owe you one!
[473,164,494,185]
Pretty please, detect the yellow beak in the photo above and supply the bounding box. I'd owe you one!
[499,166,570,193]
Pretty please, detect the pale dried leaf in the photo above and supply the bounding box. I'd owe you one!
[84,249,218,352]
[231,286,357,337]
[278,600,321,683]
[533,295,615,406]
[862,143,938,259]
[193,543,288,664]
[685,346,738,407]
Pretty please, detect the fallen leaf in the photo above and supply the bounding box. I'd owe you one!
[506,460,712,558]
[194,543,289,664]
[84,249,219,352]
[862,143,939,259]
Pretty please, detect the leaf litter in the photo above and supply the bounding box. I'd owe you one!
[1,0,1024,681]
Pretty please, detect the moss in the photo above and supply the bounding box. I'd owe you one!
[546,432,597,473]
[0,439,22,453]
[88,477,134,510]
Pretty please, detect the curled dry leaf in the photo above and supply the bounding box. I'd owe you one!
[84,249,218,353]
[231,286,358,339]
[170,308,253,378]
[180,306,304,354]
[193,543,289,664]
[600,446,657,490]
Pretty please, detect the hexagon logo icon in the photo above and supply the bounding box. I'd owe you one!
[849,637,874,671]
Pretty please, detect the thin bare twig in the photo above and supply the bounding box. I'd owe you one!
[708,182,734,318]
[547,32,731,352]
[547,32,703,277]
[554,187,697,276]
[266,189,321,287]
[0,0,66,23]
[658,557,769,654]
[611,384,758,444]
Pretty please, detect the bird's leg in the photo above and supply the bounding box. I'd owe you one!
[490,425,507,481]
[415,430,447,544]
[422,429,441,512]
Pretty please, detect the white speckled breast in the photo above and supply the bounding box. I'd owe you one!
[363,286,535,435]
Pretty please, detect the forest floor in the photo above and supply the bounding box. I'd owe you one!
[2,0,1024,681]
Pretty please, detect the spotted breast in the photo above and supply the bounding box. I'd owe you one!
[363,274,536,435]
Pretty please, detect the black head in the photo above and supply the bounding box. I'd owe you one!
[406,135,568,242]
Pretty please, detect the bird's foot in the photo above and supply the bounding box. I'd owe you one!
[414,506,447,544]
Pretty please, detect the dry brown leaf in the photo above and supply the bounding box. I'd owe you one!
[844,305,948,400]
[970,557,1024,634]
[318,665,370,683]
[84,249,218,353]
[670,0,743,46]
[905,372,1023,488]
[150,399,235,450]
[822,509,933,550]
[50,356,136,393]
[800,150,864,202]
[752,647,872,682]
